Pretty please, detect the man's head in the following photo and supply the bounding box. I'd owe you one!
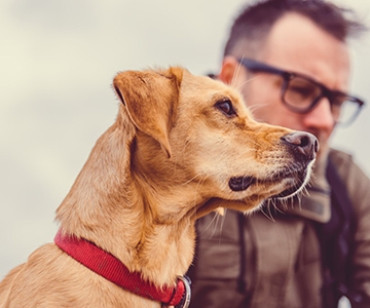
[219,0,365,157]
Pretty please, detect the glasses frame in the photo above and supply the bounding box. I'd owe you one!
[238,58,365,125]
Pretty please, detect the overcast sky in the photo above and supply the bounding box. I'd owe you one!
[1,0,370,280]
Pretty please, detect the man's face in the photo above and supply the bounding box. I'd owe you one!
[221,13,350,157]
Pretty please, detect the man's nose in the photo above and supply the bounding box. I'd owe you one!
[302,97,335,130]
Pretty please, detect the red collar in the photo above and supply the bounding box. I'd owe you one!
[54,231,190,307]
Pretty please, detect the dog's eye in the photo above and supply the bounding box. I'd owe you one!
[215,99,236,116]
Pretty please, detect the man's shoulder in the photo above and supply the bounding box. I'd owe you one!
[328,147,368,181]
[329,148,370,212]
[329,148,353,167]
[328,148,358,181]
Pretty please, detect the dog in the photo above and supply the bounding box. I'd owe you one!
[0,67,317,307]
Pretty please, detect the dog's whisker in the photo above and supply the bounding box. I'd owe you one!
[261,201,275,222]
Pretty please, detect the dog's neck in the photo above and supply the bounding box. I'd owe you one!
[56,117,202,287]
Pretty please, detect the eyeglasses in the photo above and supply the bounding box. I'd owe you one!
[238,58,365,126]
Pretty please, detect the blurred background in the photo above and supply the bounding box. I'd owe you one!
[0,0,369,285]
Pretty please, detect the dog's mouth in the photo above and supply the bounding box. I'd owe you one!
[228,176,256,191]
[228,162,310,199]
[271,180,305,199]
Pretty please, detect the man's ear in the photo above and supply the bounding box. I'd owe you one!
[219,56,242,85]
[113,67,184,158]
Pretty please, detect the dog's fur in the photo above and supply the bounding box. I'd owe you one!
[0,67,316,307]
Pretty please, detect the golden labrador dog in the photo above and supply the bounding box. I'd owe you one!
[0,67,317,307]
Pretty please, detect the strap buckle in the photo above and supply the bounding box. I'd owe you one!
[162,275,191,308]
[175,275,191,308]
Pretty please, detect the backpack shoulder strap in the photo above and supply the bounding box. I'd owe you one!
[318,153,356,306]
[326,153,356,232]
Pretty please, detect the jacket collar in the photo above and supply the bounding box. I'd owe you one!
[281,188,331,223]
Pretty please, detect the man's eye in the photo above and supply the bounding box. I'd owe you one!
[331,96,345,107]
[290,86,313,98]
[215,99,236,116]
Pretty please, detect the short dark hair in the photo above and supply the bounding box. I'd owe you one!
[224,0,366,57]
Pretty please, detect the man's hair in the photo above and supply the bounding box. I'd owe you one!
[224,0,366,57]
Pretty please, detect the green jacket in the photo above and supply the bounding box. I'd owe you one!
[188,149,370,308]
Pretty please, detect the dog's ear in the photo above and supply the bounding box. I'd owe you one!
[113,67,184,158]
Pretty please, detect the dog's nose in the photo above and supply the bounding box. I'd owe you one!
[281,132,319,161]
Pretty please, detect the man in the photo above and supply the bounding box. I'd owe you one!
[188,0,370,307]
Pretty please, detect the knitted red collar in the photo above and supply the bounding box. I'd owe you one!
[54,231,191,307]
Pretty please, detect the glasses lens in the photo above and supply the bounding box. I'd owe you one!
[332,96,361,125]
[283,76,321,111]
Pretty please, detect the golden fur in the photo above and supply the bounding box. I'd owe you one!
[0,67,315,307]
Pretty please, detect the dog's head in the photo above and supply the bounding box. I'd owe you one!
[113,67,318,218]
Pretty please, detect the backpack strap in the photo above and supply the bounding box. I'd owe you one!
[316,153,356,306]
